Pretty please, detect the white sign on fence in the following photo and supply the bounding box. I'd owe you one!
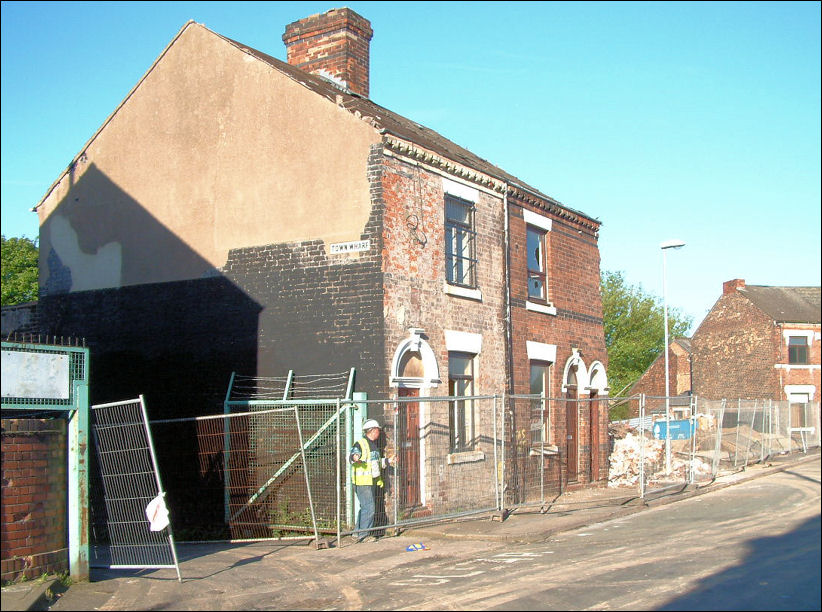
[1,350,70,399]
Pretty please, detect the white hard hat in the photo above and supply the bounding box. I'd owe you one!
[363,419,381,431]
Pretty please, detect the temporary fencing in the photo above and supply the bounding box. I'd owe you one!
[135,390,818,547]
[609,395,821,499]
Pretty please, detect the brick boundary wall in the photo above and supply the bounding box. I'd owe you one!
[1,418,68,583]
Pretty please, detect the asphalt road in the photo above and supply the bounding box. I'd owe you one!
[351,458,821,611]
[43,456,820,611]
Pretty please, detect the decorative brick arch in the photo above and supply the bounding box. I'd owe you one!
[561,352,589,395]
[587,361,609,395]
[389,328,440,389]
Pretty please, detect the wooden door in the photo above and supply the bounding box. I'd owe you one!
[589,393,599,482]
[398,388,420,507]
[565,389,578,482]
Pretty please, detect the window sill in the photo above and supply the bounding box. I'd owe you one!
[526,301,557,315]
[529,445,559,456]
[444,284,483,302]
[774,364,820,370]
[446,450,485,465]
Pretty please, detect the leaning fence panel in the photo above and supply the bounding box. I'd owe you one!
[90,397,181,580]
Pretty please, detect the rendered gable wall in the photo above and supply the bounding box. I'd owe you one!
[37,22,380,295]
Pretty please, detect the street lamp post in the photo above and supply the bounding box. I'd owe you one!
[660,239,685,475]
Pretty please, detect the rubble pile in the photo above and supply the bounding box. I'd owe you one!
[607,432,664,487]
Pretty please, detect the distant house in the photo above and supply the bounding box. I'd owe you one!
[32,6,610,503]
[627,337,692,417]
[691,279,821,422]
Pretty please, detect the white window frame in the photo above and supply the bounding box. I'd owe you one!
[523,210,555,314]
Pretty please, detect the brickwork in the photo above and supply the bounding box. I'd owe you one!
[1,419,68,583]
[380,154,508,506]
[1,302,40,337]
[507,197,608,485]
[283,8,373,97]
[692,292,783,399]
[776,322,822,393]
[630,341,692,401]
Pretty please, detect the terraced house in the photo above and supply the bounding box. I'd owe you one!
[33,8,610,516]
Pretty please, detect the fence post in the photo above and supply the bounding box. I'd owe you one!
[501,392,507,510]
[493,394,500,511]
[639,394,645,499]
[689,395,697,485]
[336,398,341,545]
[223,372,235,525]
[713,400,726,477]
[393,397,399,531]
[138,395,182,582]
[293,406,321,545]
[67,380,89,581]
[734,398,741,467]
[540,395,546,505]
[744,400,756,467]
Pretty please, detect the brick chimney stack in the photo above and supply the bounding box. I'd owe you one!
[723,279,746,295]
[282,8,374,98]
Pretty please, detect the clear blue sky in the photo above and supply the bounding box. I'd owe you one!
[2,1,820,331]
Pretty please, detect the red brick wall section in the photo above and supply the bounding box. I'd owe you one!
[691,293,783,400]
[1,419,68,583]
[282,8,373,98]
[507,197,608,484]
[630,343,692,401]
[776,322,822,394]
[381,157,509,394]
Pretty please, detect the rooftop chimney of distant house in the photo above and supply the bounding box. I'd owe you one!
[282,8,374,98]
[723,278,746,295]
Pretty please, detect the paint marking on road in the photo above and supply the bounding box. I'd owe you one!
[389,578,451,586]
[413,570,485,579]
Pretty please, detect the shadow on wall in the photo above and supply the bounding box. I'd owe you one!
[38,164,263,540]
[39,162,262,416]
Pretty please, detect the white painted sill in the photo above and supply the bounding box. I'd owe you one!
[444,283,483,302]
[446,450,485,465]
[526,301,557,315]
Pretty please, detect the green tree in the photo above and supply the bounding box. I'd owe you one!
[601,270,691,408]
[1,234,39,306]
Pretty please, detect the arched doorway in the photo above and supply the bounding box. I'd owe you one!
[389,329,440,508]
[587,361,609,482]
[562,352,589,484]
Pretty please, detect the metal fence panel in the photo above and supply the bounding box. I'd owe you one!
[140,393,819,545]
[91,397,181,580]
[608,396,820,499]
[383,396,501,528]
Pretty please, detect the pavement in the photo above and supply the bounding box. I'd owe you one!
[3,449,819,611]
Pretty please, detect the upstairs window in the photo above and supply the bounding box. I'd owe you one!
[788,336,809,364]
[448,351,475,453]
[527,225,547,301]
[445,196,477,288]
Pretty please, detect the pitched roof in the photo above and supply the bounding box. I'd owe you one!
[35,21,600,230]
[738,285,821,324]
[218,29,600,228]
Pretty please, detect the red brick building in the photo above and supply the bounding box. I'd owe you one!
[627,337,692,417]
[691,279,821,411]
[33,8,609,508]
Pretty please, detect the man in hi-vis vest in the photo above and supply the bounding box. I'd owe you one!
[350,419,396,542]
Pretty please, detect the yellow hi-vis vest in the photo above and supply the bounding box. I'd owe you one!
[352,437,384,487]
